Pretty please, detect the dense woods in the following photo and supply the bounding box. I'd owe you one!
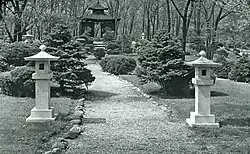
[0,0,249,59]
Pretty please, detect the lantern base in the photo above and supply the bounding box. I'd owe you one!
[186,112,219,128]
[26,107,56,122]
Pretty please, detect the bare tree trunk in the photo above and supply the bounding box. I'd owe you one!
[142,3,146,33]
[146,0,150,40]
[166,0,171,33]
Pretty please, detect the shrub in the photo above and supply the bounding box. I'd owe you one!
[137,31,194,96]
[116,35,132,53]
[44,23,72,47]
[213,55,234,79]
[0,56,10,72]
[0,66,35,97]
[45,23,95,95]
[189,36,206,52]
[0,42,40,66]
[103,30,115,42]
[107,42,120,50]
[228,56,250,82]
[93,48,106,60]
[215,47,229,57]
[100,55,137,75]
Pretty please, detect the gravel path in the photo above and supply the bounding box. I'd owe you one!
[66,64,196,154]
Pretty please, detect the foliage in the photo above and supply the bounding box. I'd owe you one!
[0,42,41,66]
[106,42,121,55]
[137,32,193,96]
[0,56,10,72]
[135,39,153,55]
[76,33,94,44]
[189,36,206,52]
[44,23,72,47]
[103,30,115,42]
[107,42,120,50]
[228,56,250,82]
[215,47,229,57]
[45,23,95,95]
[0,66,35,97]
[93,48,106,60]
[116,35,132,53]
[100,55,137,75]
[213,55,234,79]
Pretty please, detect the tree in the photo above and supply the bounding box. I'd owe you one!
[170,0,194,57]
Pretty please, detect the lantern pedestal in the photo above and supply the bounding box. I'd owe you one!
[186,112,219,128]
[26,107,56,122]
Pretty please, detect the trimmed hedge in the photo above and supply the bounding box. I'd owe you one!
[0,66,35,97]
[100,55,137,75]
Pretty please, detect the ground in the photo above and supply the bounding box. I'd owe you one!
[1,56,250,153]
[0,96,75,153]
[66,62,250,153]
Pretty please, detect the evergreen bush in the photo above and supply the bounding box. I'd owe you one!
[100,55,137,75]
[44,23,95,95]
[137,31,194,96]
[0,66,35,97]
[116,35,132,53]
[0,42,40,66]
[93,48,106,60]
[213,55,234,79]
[228,56,250,82]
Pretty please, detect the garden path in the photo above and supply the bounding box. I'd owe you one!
[66,62,196,153]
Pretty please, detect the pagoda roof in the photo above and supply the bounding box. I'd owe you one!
[83,14,121,21]
[89,1,108,10]
[185,56,222,67]
[25,51,59,61]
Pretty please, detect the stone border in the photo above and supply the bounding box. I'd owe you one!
[44,98,86,154]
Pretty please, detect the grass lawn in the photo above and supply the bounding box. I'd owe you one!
[119,75,250,153]
[0,95,77,154]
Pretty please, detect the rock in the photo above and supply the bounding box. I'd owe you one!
[52,141,67,151]
[70,125,82,134]
[63,131,78,139]
[77,98,86,106]
[35,149,44,154]
[73,111,84,119]
[51,147,62,154]
[75,105,85,111]
[148,98,154,102]
[44,151,52,154]
[70,119,82,125]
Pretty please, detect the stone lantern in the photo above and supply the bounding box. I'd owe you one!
[25,45,59,122]
[185,56,221,128]
[23,33,34,43]
[141,33,145,40]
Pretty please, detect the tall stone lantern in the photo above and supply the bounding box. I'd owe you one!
[186,56,221,128]
[25,45,59,122]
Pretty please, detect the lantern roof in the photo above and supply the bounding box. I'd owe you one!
[83,14,121,21]
[23,33,34,37]
[25,45,59,61]
[89,1,108,10]
[185,56,222,67]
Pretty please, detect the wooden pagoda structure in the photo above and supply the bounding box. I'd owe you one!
[80,0,120,37]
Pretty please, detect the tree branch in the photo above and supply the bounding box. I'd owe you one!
[169,0,184,19]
